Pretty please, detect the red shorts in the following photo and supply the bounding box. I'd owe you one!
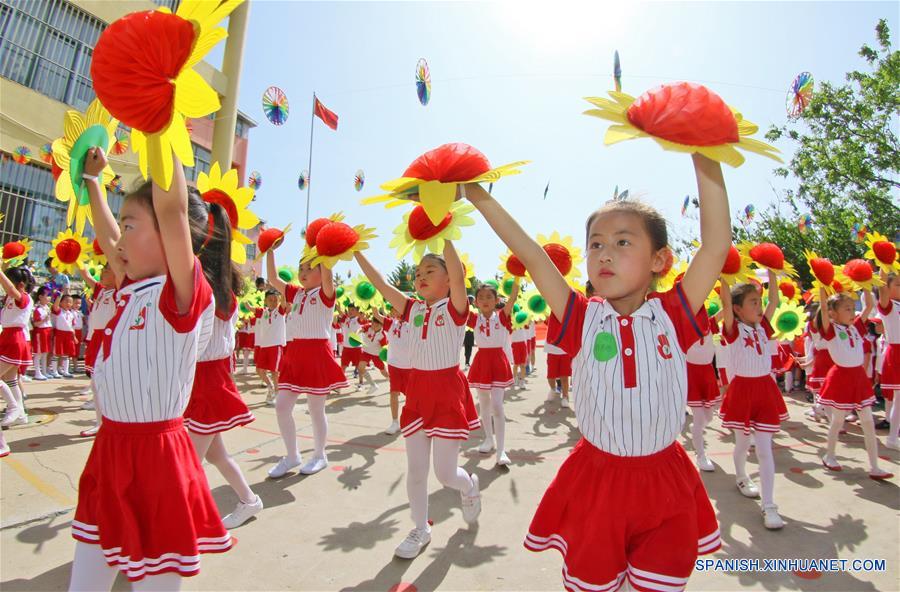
[388,365,411,394]
[525,439,720,592]
[236,332,255,350]
[880,343,899,400]
[720,375,789,434]
[0,327,31,367]
[255,345,282,372]
[468,348,513,390]
[53,329,76,357]
[184,358,254,434]
[511,341,528,365]
[401,367,481,440]
[280,339,349,395]
[31,327,52,354]
[72,418,233,582]
[686,363,722,408]
[818,365,875,411]
[340,347,362,368]
[362,351,385,371]
[546,353,573,380]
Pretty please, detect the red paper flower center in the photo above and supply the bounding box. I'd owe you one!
[56,238,82,264]
[316,223,360,257]
[506,254,527,277]
[721,246,741,274]
[810,258,835,285]
[201,189,239,230]
[843,259,873,282]
[92,239,104,256]
[873,241,897,265]
[626,82,739,147]
[779,281,796,300]
[402,143,492,182]
[3,242,25,259]
[90,10,196,133]
[408,206,452,240]
[258,228,285,253]
[306,218,332,248]
[832,280,844,293]
[543,244,573,277]
[749,243,785,270]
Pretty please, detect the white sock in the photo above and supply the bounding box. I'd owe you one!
[753,432,776,506]
[61,358,70,375]
[888,394,900,443]
[477,390,493,443]
[49,358,58,375]
[32,354,42,375]
[491,387,506,454]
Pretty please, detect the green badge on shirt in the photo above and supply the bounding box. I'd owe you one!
[838,331,848,341]
[593,331,618,362]
[413,314,425,327]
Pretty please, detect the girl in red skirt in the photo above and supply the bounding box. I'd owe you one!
[376,307,412,435]
[468,280,517,465]
[30,286,52,380]
[510,321,529,388]
[817,288,892,479]
[801,316,834,422]
[69,148,232,589]
[719,271,788,529]
[0,266,34,428]
[77,263,118,438]
[340,304,366,386]
[49,290,76,378]
[878,272,900,450]
[545,313,573,408]
[466,154,727,592]
[359,316,389,392]
[685,315,722,472]
[355,242,482,560]
[265,241,349,478]
[235,313,255,374]
[254,290,286,405]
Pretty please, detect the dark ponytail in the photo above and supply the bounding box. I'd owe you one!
[186,187,243,315]
[6,266,35,293]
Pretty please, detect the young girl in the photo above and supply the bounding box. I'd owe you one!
[878,272,900,450]
[527,320,537,373]
[255,289,287,406]
[468,153,727,591]
[340,304,365,387]
[236,313,255,374]
[804,309,835,422]
[359,316,390,392]
[77,263,118,437]
[355,243,482,560]
[467,281,518,465]
[718,271,788,529]
[545,312,573,408]
[266,247,348,478]
[0,266,34,428]
[30,286,52,380]
[69,148,232,590]
[182,192,263,529]
[686,314,722,472]
[510,318,529,388]
[374,306,412,435]
[817,288,892,479]
[50,291,76,378]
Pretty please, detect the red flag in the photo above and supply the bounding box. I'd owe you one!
[313,96,338,130]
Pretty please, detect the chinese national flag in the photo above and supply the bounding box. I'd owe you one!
[313,96,338,130]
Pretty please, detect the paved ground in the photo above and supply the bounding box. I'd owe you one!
[1,362,898,592]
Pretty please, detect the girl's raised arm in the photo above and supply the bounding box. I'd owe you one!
[443,241,468,316]
[151,157,194,313]
[354,252,408,313]
[266,249,287,296]
[83,147,125,284]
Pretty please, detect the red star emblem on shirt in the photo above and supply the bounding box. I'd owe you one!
[743,335,756,348]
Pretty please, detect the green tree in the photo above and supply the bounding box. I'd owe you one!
[746,19,899,285]
[388,260,416,292]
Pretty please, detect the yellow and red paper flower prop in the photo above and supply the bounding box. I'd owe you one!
[91,238,108,266]
[864,231,899,274]
[362,143,528,225]
[511,309,532,331]
[347,275,384,312]
[583,82,782,168]
[2,238,31,266]
[745,242,797,278]
[842,259,883,291]
[522,289,550,322]
[720,244,754,286]
[91,0,244,190]
[305,221,377,269]
[257,225,292,256]
[537,232,583,282]
[49,229,92,274]
[771,300,807,341]
[51,99,118,234]
[499,250,530,283]
[389,201,475,262]
[303,212,345,260]
[460,252,476,289]
[778,279,801,303]
[197,162,259,264]
[657,256,688,293]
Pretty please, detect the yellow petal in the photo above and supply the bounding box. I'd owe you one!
[55,174,75,204]
[63,111,86,146]
[237,209,260,229]
[174,68,220,119]
[231,239,247,264]
[166,117,195,166]
[418,180,457,226]
[147,135,174,190]
[197,172,210,194]
[232,187,254,208]
[222,167,239,194]
[604,124,645,145]
[380,177,420,193]
[85,99,110,127]
[209,161,223,184]
[52,139,71,170]
[186,28,227,69]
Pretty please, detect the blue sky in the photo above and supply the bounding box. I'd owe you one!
[226,1,898,282]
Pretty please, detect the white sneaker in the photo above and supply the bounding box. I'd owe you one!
[461,474,481,524]
[696,455,715,472]
[48,372,61,379]
[477,439,495,454]
[736,477,760,499]
[267,456,302,478]
[222,495,263,529]
[79,425,100,437]
[560,398,570,408]
[394,526,431,559]
[299,457,328,475]
[21,375,32,383]
[497,451,511,466]
[80,399,95,410]
[33,373,47,381]
[1,410,27,427]
[61,372,75,379]
[265,389,276,406]
[884,438,900,451]
[0,442,9,457]
[546,390,558,402]
[385,420,400,435]
[366,383,379,394]
[762,503,784,530]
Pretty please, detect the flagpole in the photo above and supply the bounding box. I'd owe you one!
[305,92,316,229]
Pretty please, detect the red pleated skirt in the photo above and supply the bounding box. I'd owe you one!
[818,365,875,411]
[686,363,722,408]
[184,358,254,434]
[468,347,513,390]
[280,339,349,395]
[720,375,789,434]
[401,367,481,440]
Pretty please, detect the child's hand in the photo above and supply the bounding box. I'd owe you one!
[84,147,108,178]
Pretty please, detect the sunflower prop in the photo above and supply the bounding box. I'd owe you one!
[85,260,104,282]
[537,231,583,282]
[771,300,807,341]
[499,250,529,283]
[778,278,801,303]
[522,289,550,322]
[805,251,836,295]
[256,225,292,257]
[49,229,92,274]
[389,201,475,262]
[197,162,260,264]
[90,0,244,190]
[657,257,688,293]
[91,238,108,266]
[51,99,118,233]
[459,252,476,289]
[511,310,532,331]
[830,271,858,300]
[705,290,722,318]
[303,212,345,260]
[304,221,377,270]
[583,82,782,168]
[277,265,299,285]
[499,277,521,298]
[842,259,883,292]
[720,244,754,286]
[347,275,384,311]
[362,142,528,225]
[864,231,899,274]
[744,242,797,278]
[2,238,32,266]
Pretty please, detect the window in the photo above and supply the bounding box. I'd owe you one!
[185,143,212,184]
